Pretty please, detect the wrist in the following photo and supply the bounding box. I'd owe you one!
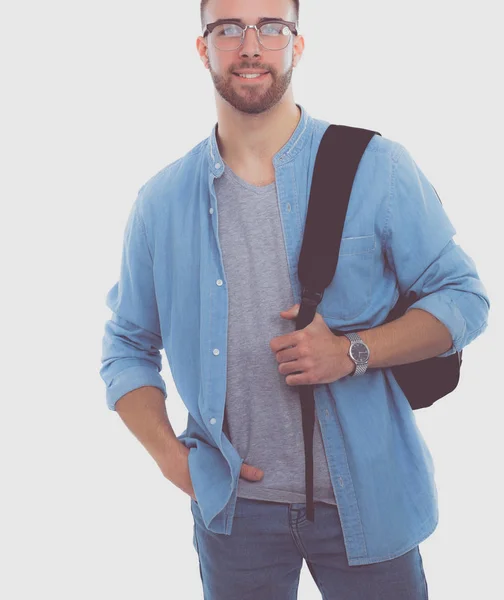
[341,336,357,377]
[158,439,189,480]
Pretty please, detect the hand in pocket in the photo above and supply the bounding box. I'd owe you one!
[170,443,264,503]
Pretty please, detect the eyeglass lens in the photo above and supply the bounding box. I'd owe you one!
[210,22,292,51]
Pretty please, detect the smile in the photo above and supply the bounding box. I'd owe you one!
[233,72,270,81]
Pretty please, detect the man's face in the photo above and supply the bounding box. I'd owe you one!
[198,0,303,115]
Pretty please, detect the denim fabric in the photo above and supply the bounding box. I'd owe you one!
[191,497,428,599]
[100,103,490,565]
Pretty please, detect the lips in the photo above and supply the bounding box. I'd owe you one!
[233,70,269,75]
[233,72,270,81]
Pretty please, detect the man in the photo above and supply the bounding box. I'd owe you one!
[100,0,490,598]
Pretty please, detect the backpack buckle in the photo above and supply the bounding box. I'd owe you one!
[301,286,324,307]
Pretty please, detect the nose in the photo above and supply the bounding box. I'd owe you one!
[240,26,262,58]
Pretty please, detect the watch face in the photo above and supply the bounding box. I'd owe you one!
[350,342,369,363]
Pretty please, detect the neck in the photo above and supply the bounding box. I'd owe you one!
[215,96,301,166]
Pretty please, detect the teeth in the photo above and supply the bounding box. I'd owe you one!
[238,73,264,78]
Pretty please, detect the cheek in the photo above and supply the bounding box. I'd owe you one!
[276,52,294,73]
[208,48,231,69]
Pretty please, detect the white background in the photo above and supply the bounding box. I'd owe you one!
[2,1,503,598]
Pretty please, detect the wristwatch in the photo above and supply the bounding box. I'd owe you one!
[343,332,370,377]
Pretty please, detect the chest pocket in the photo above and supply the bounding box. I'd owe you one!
[318,234,376,321]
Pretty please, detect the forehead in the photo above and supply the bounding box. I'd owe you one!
[204,0,295,23]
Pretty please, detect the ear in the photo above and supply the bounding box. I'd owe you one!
[292,34,305,67]
[196,37,210,68]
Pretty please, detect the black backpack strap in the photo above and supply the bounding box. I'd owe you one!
[297,125,381,301]
[296,124,380,522]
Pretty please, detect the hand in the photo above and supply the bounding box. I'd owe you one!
[239,462,264,482]
[163,443,197,501]
[167,443,264,503]
[270,304,355,386]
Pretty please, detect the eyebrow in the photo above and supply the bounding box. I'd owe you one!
[210,17,286,26]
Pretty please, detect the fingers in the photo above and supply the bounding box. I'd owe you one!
[240,462,264,481]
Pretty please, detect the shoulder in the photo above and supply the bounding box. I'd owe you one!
[311,116,404,162]
[135,137,209,217]
[142,139,207,195]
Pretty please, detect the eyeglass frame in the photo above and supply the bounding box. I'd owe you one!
[202,19,298,51]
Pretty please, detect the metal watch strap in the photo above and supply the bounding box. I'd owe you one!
[346,332,362,343]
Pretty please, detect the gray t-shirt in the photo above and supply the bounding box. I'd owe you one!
[215,162,337,506]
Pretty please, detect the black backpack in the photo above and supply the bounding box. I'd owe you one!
[296,124,462,522]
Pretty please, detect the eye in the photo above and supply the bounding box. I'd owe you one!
[259,22,286,36]
[217,23,242,36]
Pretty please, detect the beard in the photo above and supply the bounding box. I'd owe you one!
[208,62,294,115]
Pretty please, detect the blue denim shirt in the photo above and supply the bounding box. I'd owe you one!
[100,104,489,566]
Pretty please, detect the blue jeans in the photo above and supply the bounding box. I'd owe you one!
[191,497,429,599]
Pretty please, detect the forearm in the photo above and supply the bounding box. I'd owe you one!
[115,386,186,479]
[355,308,454,370]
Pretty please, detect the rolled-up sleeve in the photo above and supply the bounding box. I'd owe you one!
[383,144,490,357]
[100,188,167,410]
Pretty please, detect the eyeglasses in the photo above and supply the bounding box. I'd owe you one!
[203,19,298,52]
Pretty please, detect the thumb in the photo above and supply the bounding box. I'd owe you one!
[280,303,300,316]
[240,462,264,481]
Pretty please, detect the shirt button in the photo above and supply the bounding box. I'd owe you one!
[216,279,223,286]
[209,207,214,214]
[338,477,344,488]
[286,203,291,212]
[209,418,217,425]
[213,349,220,356]
[325,409,329,418]
[215,163,221,169]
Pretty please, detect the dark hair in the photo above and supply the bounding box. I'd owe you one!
[200,0,300,32]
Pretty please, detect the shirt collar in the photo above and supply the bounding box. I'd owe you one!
[207,103,313,177]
